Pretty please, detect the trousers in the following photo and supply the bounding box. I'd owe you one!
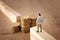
[37,24,42,32]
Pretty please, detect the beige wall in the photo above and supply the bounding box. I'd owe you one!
[0,0,60,40]
[0,11,14,34]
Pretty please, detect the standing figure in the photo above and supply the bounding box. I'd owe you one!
[36,13,43,32]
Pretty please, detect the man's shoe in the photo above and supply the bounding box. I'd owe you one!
[40,30,42,32]
[37,31,39,32]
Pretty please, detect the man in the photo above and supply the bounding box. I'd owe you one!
[36,13,43,32]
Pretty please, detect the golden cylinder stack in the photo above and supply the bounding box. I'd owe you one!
[17,16,21,23]
[21,17,31,33]
[31,18,37,27]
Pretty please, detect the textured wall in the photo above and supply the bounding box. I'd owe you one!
[0,0,60,40]
[0,11,14,34]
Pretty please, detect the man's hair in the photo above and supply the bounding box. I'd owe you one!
[38,13,41,16]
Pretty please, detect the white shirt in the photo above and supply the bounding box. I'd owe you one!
[36,16,43,25]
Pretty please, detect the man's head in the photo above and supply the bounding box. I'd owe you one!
[38,13,41,16]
